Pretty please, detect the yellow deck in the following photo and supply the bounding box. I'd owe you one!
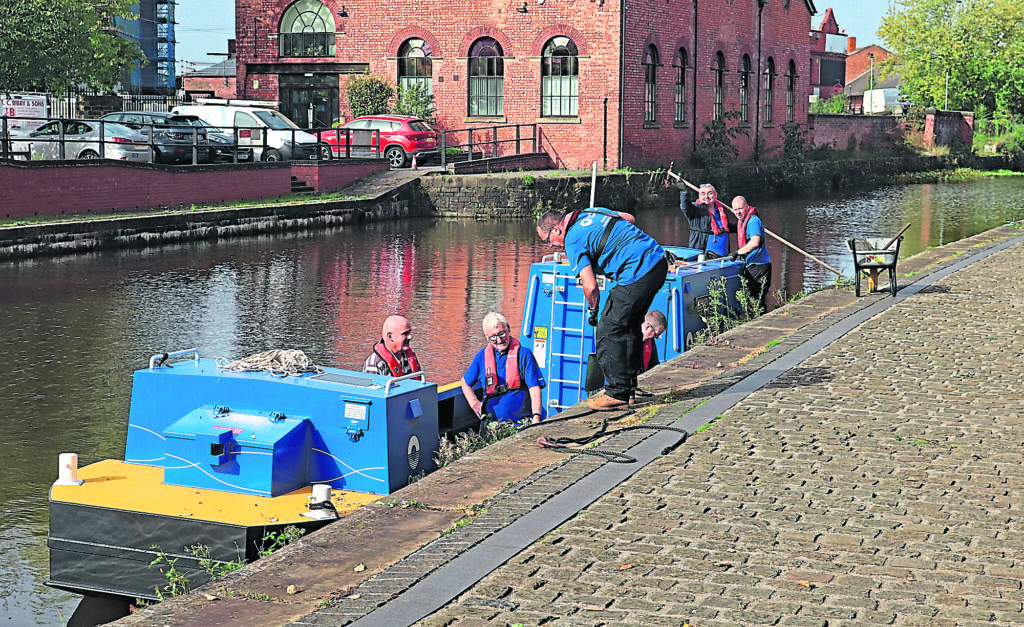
[50,459,382,526]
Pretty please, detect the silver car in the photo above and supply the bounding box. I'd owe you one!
[14,120,149,162]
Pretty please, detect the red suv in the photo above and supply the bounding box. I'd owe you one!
[316,115,438,168]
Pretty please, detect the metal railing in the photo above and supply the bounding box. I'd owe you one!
[439,123,538,168]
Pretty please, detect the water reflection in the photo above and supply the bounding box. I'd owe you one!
[2,177,1022,623]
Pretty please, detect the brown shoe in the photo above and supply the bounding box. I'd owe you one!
[587,391,629,411]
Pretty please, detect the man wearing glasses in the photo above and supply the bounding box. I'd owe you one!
[460,312,546,424]
[536,208,668,411]
[639,310,668,374]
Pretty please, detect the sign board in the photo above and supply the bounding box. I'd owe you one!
[1,94,47,133]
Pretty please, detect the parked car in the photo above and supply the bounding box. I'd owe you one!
[177,116,254,163]
[11,120,149,162]
[172,102,321,162]
[316,115,438,168]
[99,111,209,164]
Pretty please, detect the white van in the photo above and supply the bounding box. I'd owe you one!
[172,99,324,162]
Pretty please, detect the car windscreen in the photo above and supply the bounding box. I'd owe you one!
[252,110,299,130]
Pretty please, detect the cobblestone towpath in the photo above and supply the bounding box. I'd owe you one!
[118,225,1024,627]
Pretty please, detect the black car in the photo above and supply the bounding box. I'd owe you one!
[99,111,210,164]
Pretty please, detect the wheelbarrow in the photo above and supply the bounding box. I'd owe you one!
[846,236,904,297]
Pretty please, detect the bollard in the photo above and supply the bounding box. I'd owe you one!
[56,453,84,486]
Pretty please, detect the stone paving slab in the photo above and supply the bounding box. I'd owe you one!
[117,224,1024,626]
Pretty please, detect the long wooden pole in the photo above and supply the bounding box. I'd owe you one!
[666,169,847,279]
[883,222,912,250]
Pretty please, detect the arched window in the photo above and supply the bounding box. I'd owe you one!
[786,59,797,122]
[673,48,688,124]
[739,55,752,123]
[468,37,504,117]
[541,37,578,117]
[713,52,726,120]
[279,0,335,58]
[764,57,775,124]
[643,45,658,124]
[398,38,433,95]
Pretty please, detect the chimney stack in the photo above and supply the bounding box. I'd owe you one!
[847,36,857,54]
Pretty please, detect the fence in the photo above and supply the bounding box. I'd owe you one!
[439,124,538,168]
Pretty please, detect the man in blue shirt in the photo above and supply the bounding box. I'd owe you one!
[537,208,668,411]
[461,312,546,424]
[728,196,772,314]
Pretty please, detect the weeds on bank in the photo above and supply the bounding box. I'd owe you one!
[149,525,305,601]
[692,277,761,345]
[434,420,522,467]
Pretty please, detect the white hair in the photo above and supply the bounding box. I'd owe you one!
[482,311,508,331]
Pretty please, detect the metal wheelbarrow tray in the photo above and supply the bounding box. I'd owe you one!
[846,236,903,297]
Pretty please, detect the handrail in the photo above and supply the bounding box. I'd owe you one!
[440,123,539,168]
[384,371,427,394]
[149,348,201,369]
[670,288,681,353]
[521,274,540,339]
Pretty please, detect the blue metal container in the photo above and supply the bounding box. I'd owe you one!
[125,355,439,495]
[517,247,743,413]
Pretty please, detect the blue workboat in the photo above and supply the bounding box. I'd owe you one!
[47,244,744,603]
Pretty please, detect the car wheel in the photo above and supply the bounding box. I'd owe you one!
[264,149,284,162]
[318,143,333,160]
[79,150,99,159]
[385,146,407,168]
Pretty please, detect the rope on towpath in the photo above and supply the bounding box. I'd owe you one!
[216,349,324,377]
[534,417,690,463]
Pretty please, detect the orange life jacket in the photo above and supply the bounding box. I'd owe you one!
[484,337,521,396]
[372,340,421,377]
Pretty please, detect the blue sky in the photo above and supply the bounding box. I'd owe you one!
[172,0,895,73]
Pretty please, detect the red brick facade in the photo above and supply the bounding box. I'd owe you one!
[236,0,814,169]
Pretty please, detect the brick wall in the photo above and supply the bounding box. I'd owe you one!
[291,160,390,191]
[235,0,814,170]
[808,113,904,152]
[925,109,974,148]
[0,162,290,218]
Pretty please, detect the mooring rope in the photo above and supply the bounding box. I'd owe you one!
[216,349,324,377]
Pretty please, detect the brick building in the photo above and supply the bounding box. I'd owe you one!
[809,7,848,99]
[235,0,816,169]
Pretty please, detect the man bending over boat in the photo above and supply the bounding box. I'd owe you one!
[537,208,668,411]
[460,312,546,424]
[364,315,422,376]
[728,196,772,315]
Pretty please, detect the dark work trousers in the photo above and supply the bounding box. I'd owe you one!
[596,258,669,401]
[742,262,772,315]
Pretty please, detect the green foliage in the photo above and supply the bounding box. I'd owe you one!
[434,421,522,467]
[0,0,145,94]
[769,123,809,192]
[187,543,245,581]
[392,83,436,125]
[346,72,394,118]
[809,93,849,114]
[878,0,1024,117]
[691,110,748,170]
[257,525,305,558]
[149,546,191,601]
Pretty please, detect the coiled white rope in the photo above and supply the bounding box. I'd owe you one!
[216,349,324,377]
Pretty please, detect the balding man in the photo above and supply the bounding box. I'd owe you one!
[363,315,422,376]
[728,196,772,315]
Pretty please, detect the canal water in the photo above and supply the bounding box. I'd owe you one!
[2,177,1022,624]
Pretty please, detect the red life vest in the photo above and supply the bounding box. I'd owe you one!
[705,202,730,236]
[737,205,760,249]
[372,340,421,377]
[642,338,655,372]
[484,337,522,396]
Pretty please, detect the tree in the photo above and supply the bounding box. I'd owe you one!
[878,0,1024,117]
[0,0,145,94]
[345,73,394,118]
[810,93,849,114]
[392,83,436,125]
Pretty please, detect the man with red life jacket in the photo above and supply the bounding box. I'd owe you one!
[679,183,733,257]
[728,196,773,314]
[639,310,667,374]
[537,208,668,411]
[363,315,422,376]
[460,312,546,424]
